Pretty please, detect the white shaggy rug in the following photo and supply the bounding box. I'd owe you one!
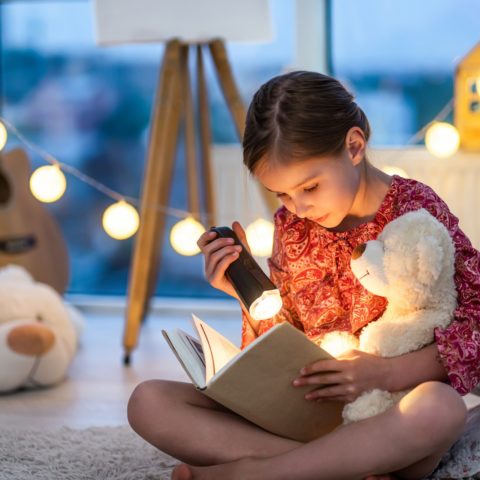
[1,419,480,480]
[0,425,180,480]
[428,405,480,479]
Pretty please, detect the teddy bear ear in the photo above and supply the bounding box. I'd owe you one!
[416,234,444,286]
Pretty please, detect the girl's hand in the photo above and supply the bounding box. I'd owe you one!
[197,221,249,299]
[292,349,391,403]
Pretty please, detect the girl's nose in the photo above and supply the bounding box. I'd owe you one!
[294,203,313,218]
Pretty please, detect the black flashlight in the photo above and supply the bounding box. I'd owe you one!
[210,226,283,320]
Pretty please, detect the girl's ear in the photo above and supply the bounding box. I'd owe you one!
[345,127,366,166]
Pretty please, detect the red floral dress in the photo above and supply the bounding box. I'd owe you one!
[241,175,480,395]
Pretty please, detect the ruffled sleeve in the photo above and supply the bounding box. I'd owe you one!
[398,182,480,394]
[434,223,480,395]
[241,208,304,349]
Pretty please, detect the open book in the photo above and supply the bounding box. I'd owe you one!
[162,315,343,442]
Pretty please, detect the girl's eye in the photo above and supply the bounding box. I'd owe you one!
[304,184,319,193]
[276,192,288,199]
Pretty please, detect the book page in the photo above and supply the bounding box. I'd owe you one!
[161,329,207,388]
[203,322,343,442]
[191,314,240,383]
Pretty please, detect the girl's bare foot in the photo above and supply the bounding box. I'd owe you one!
[171,464,193,480]
[173,462,400,480]
[171,458,261,480]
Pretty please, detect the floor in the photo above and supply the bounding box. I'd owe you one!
[1,300,479,430]
[0,300,242,429]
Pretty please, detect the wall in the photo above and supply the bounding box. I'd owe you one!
[213,145,480,251]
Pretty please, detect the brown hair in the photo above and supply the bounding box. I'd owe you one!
[242,71,371,173]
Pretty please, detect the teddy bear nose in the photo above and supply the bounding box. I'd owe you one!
[352,243,367,260]
[7,324,55,356]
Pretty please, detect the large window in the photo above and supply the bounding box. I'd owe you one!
[4,1,475,297]
[331,0,480,145]
[0,0,294,297]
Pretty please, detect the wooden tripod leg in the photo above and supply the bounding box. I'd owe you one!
[197,44,216,227]
[123,40,183,364]
[208,39,278,215]
[208,39,246,139]
[181,44,201,219]
[143,48,183,327]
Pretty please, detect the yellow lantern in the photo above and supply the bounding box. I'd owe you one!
[425,122,460,158]
[0,121,7,151]
[102,201,139,240]
[454,41,480,151]
[170,217,205,256]
[30,165,67,203]
[245,218,274,257]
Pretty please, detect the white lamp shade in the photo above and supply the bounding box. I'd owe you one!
[93,0,273,45]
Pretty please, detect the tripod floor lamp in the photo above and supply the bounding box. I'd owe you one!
[94,0,277,364]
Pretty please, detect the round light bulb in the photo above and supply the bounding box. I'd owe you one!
[0,121,7,151]
[102,201,139,240]
[245,218,274,257]
[320,332,358,358]
[170,217,206,256]
[30,165,67,203]
[425,122,460,158]
[381,166,409,178]
[249,289,283,321]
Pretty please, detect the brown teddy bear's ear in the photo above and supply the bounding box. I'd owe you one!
[416,234,444,286]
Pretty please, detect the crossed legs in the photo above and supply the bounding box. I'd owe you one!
[127,380,467,480]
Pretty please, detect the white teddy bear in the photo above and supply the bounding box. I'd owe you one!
[0,264,84,392]
[320,209,457,424]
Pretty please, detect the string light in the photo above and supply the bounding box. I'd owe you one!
[245,218,275,257]
[0,97,461,249]
[170,217,206,256]
[0,121,7,151]
[30,165,67,203]
[425,122,460,158]
[102,200,139,240]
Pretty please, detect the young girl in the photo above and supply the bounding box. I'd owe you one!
[127,71,480,480]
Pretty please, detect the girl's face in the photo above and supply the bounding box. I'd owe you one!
[255,147,363,230]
